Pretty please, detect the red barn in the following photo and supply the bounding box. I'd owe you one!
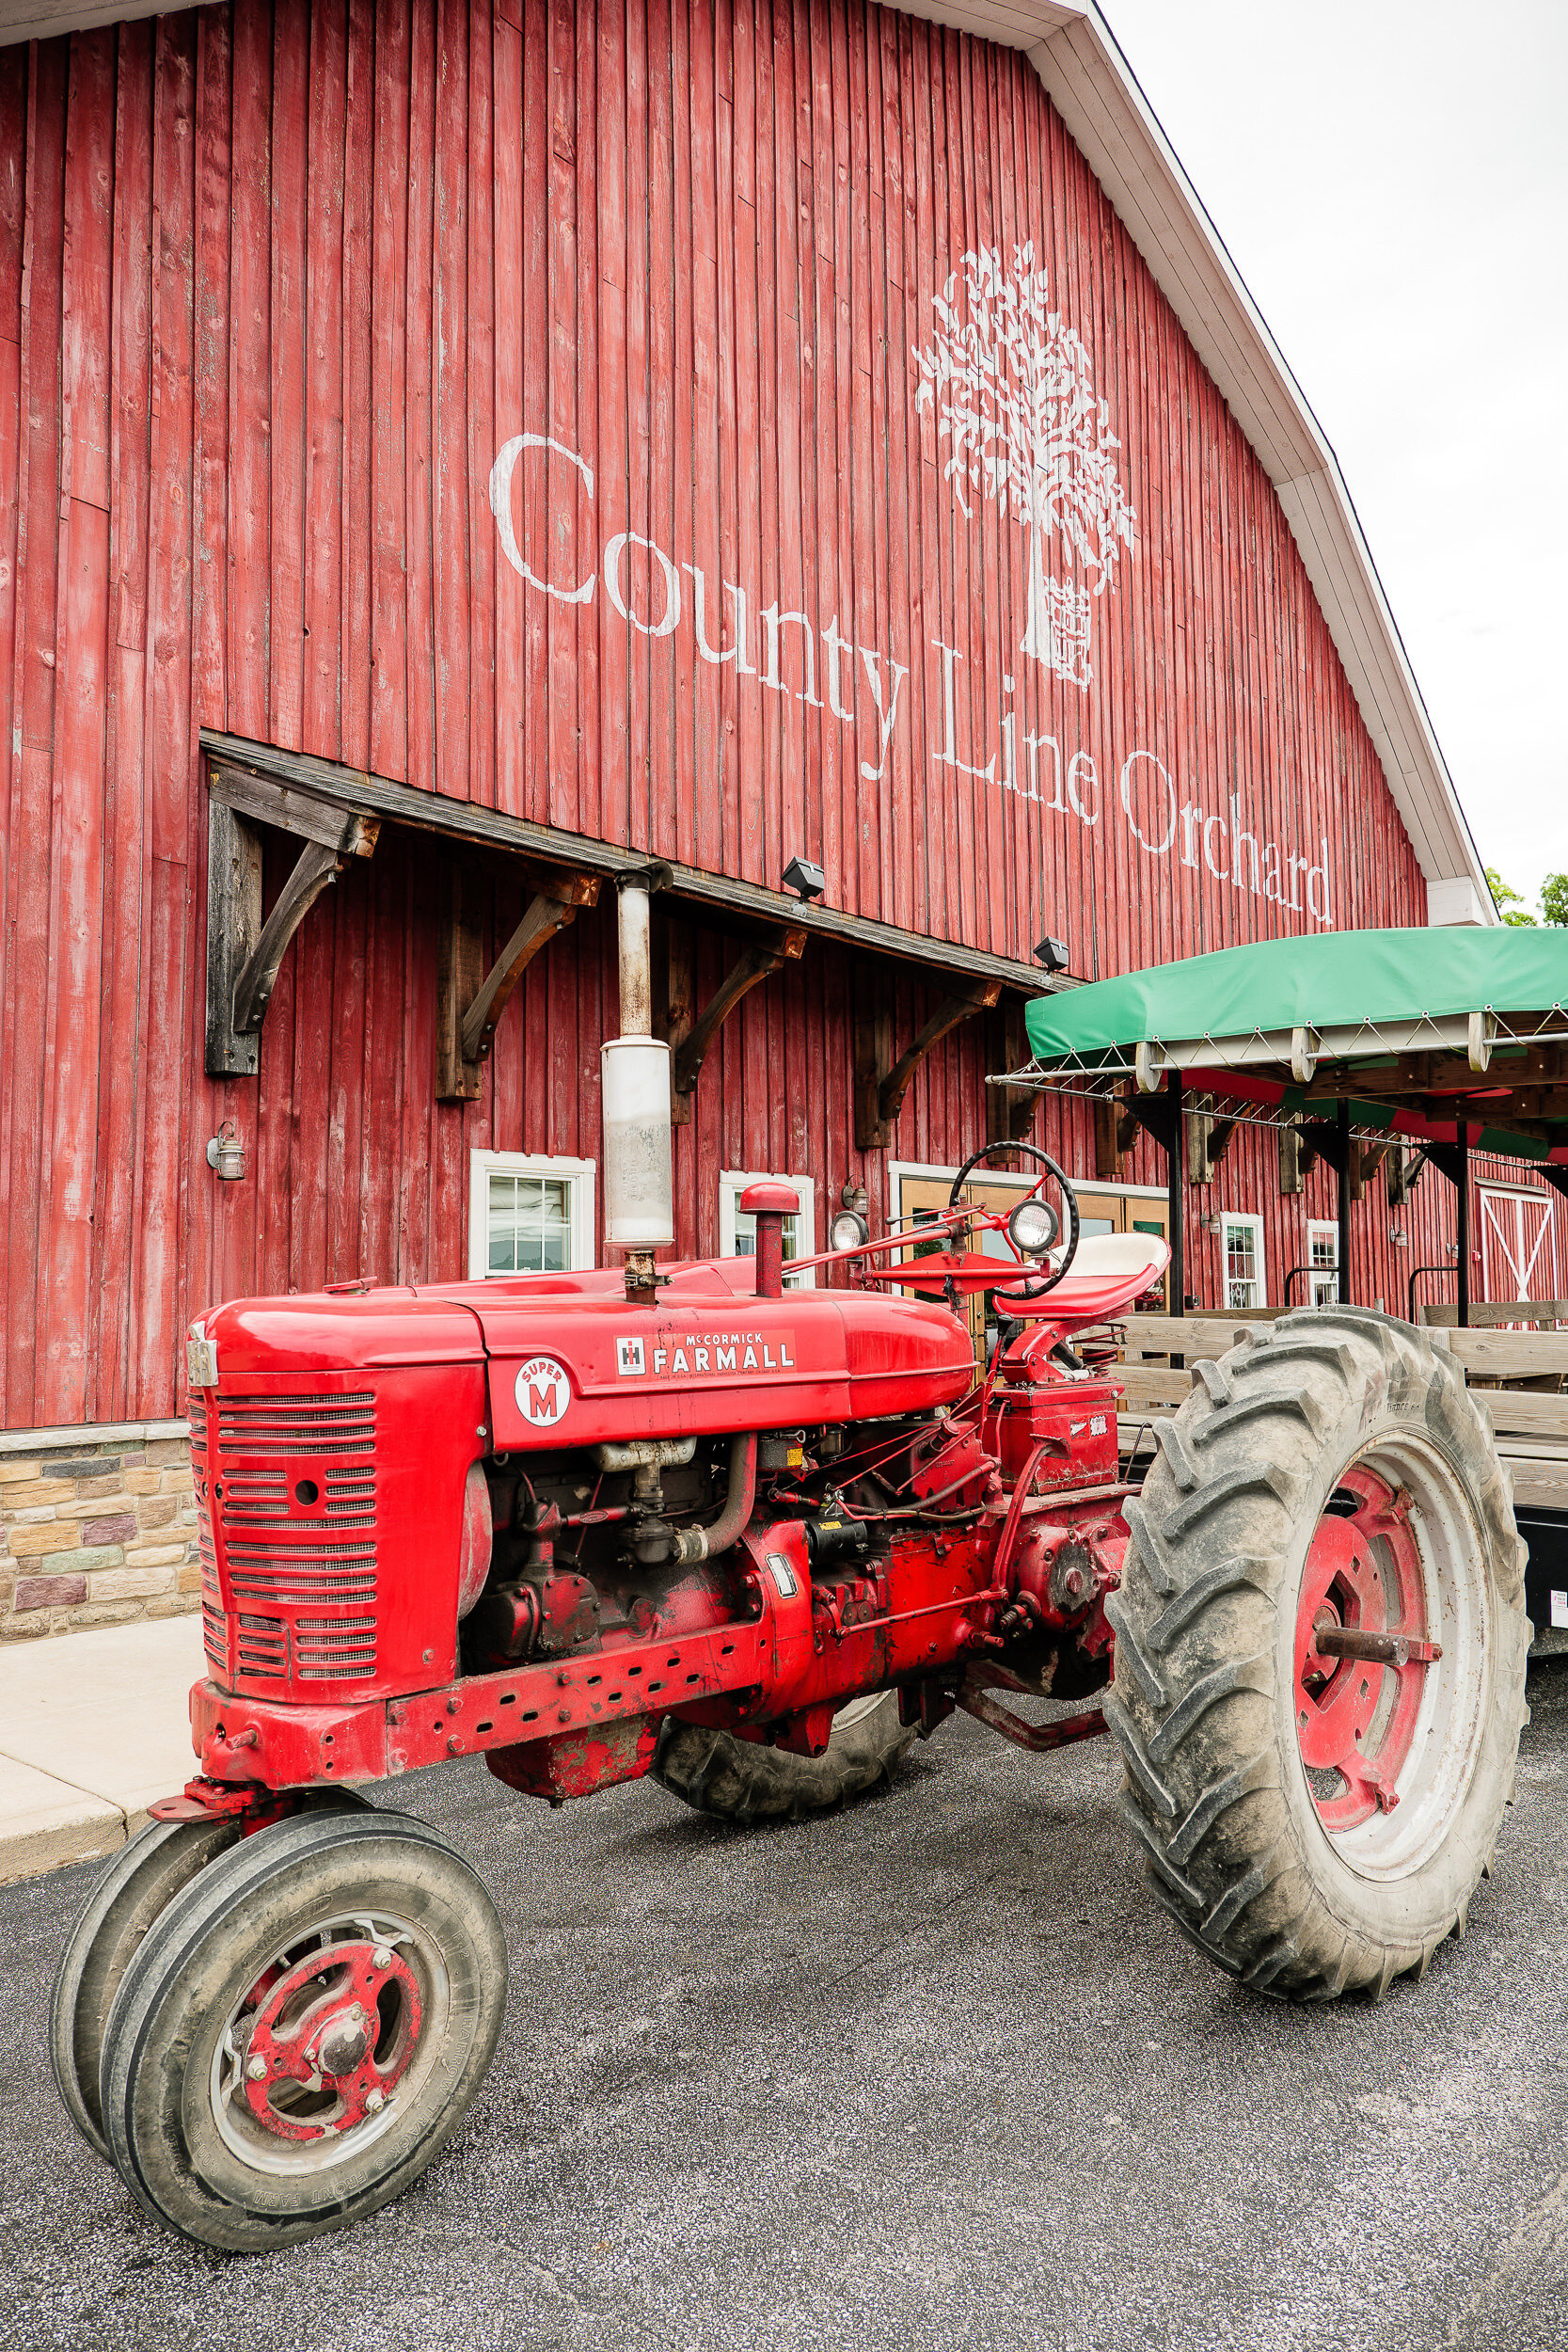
[0,0,1525,1638]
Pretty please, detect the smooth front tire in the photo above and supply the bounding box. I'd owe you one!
[651,1691,915,1822]
[51,1816,244,2160]
[100,1808,508,2250]
[1105,1308,1529,2002]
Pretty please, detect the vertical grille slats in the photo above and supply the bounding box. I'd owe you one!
[208,1387,380,1689]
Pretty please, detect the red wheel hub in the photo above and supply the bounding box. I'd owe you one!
[238,1936,422,2140]
[1294,1466,1437,1833]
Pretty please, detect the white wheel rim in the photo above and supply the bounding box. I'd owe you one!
[1298,1433,1490,1883]
[209,1907,451,2178]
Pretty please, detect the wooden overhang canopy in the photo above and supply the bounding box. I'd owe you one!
[993,928,1568,1321]
[199,731,1053,1131]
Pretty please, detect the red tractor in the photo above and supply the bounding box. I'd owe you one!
[50,881,1530,2251]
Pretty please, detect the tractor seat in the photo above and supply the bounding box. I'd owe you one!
[890,1229,1170,1321]
[1039,1231,1171,1321]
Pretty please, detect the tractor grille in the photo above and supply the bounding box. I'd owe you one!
[234,1613,288,1678]
[207,1387,379,1689]
[188,1394,228,1676]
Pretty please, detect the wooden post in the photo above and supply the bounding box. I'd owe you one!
[1456,1119,1470,1329]
[1168,1068,1184,1318]
[1337,1099,1352,1305]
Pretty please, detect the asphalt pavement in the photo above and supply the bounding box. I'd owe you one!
[3,1664,1568,2352]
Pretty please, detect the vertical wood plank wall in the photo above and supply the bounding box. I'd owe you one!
[0,0,1472,1428]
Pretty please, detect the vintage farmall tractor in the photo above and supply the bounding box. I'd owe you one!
[52,876,1530,2250]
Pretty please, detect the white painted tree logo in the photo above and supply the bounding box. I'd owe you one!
[913,243,1135,688]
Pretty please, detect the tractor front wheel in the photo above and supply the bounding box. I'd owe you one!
[1105,1308,1529,2001]
[651,1691,915,1822]
[98,1808,507,2250]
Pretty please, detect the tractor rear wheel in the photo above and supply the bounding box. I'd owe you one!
[99,1808,507,2250]
[651,1691,914,1822]
[1105,1308,1529,2001]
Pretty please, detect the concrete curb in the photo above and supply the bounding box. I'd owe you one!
[0,1613,205,1883]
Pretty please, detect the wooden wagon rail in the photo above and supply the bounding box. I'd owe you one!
[1110,1311,1568,1514]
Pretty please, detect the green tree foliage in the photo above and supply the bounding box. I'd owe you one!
[1485,866,1538,926]
[1541,871,1568,927]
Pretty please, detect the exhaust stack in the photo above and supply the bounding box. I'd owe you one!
[602,867,673,1304]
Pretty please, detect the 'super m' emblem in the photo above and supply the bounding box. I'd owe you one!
[514,1355,571,1428]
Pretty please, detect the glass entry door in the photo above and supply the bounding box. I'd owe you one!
[1074,1188,1171,1315]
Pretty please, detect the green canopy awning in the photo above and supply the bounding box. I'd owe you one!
[1024,929,1568,1068]
[1017,927,1568,1165]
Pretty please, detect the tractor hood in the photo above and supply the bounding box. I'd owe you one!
[424,1267,976,1449]
[196,1290,487,1375]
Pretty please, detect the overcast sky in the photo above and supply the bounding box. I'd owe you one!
[1099,0,1567,916]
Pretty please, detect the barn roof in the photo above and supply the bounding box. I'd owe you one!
[0,0,1493,921]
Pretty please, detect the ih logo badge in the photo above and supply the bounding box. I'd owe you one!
[616,1335,646,1376]
[514,1355,571,1428]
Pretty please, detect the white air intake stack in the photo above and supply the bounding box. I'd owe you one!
[602,866,673,1302]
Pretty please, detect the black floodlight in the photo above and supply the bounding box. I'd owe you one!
[1033,934,1069,973]
[784,853,827,902]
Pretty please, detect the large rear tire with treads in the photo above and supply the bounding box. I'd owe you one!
[1104,1308,1529,2001]
[651,1691,914,1822]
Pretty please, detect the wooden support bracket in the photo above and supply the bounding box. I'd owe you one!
[857,975,1001,1151]
[436,866,600,1101]
[671,928,807,1111]
[205,764,378,1076]
[1386,1142,1428,1205]
[1351,1136,1392,1202]
[232,840,355,1037]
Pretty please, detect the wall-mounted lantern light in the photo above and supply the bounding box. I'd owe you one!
[206,1121,246,1181]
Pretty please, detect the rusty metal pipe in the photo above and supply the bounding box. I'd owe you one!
[673,1430,758,1565]
[1314,1624,1442,1668]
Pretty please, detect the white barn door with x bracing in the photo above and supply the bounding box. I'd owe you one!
[1478,1186,1560,1318]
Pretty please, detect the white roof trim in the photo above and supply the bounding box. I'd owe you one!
[1,0,1491,914]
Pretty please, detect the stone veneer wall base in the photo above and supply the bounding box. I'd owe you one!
[0,1420,199,1641]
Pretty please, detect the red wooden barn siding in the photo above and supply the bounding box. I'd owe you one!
[0,0,1442,1431]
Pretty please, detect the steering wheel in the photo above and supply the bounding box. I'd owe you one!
[946,1139,1081,1305]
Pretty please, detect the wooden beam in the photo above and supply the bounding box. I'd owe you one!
[1185,1110,1212,1184]
[199,727,1052,1003]
[231,840,347,1039]
[1278,1117,1303,1194]
[987,1002,1038,1146]
[436,864,485,1102]
[673,929,806,1103]
[208,759,382,859]
[1093,1092,1122,1179]
[854,967,895,1152]
[663,920,696,1127]
[205,798,264,1076]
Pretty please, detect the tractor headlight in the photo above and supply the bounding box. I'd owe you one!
[1006,1198,1059,1258]
[831,1209,870,1252]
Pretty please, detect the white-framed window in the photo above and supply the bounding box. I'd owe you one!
[718,1171,816,1287]
[467,1152,596,1279]
[1307,1218,1339,1307]
[1223,1213,1267,1311]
